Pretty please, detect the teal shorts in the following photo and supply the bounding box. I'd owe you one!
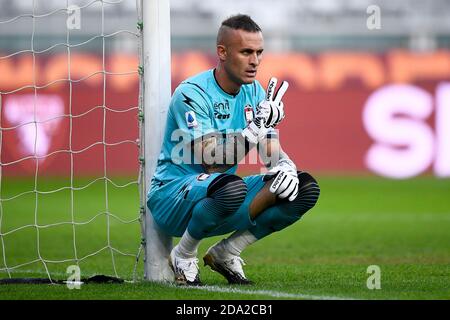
[147,173,266,237]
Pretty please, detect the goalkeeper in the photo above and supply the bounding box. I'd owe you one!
[147,14,320,285]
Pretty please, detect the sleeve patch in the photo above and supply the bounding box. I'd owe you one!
[185,111,198,128]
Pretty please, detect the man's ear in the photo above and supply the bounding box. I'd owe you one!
[217,45,227,61]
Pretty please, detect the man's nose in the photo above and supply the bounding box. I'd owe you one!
[249,53,259,67]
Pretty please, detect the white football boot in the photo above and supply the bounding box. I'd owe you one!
[203,240,252,285]
[168,246,201,286]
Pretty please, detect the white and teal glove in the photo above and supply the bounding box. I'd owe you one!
[263,158,299,201]
[259,77,288,128]
[242,77,289,144]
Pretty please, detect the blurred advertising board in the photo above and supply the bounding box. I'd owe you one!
[1,50,449,178]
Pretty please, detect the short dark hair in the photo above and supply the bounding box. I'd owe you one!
[220,14,261,33]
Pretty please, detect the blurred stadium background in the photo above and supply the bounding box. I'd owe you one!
[0,0,449,299]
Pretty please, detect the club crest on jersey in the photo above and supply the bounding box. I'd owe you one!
[197,173,210,181]
[244,105,254,123]
[185,111,198,128]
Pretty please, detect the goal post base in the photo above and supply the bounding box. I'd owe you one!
[143,214,174,282]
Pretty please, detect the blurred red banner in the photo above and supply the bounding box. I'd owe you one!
[1,51,450,178]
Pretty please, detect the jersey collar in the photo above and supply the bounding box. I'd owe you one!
[212,69,240,99]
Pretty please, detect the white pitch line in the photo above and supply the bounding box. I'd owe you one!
[178,285,356,300]
[1,270,356,300]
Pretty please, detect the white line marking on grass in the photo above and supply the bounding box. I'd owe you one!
[3,270,356,300]
[179,284,355,300]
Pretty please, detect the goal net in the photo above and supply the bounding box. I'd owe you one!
[0,0,171,283]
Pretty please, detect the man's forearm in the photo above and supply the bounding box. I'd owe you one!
[259,137,290,168]
[194,133,252,174]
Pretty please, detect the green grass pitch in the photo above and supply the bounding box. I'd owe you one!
[0,175,449,300]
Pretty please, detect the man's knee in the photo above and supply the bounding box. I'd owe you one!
[295,171,320,212]
[206,173,248,214]
[273,171,320,217]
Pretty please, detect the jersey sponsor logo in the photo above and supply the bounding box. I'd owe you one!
[196,173,210,181]
[185,111,198,128]
[244,104,254,123]
[213,100,231,120]
[216,114,230,120]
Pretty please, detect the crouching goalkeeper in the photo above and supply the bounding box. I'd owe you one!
[147,14,320,286]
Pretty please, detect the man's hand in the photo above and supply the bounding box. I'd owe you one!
[258,77,289,128]
[263,158,299,201]
[242,77,289,144]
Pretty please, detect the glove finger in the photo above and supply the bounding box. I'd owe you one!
[265,77,278,101]
[288,182,299,202]
[273,102,283,126]
[278,178,297,198]
[269,171,286,193]
[276,174,293,195]
[265,104,276,127]
[265,104,274,127]
[278,101,284,115]
[272,104,280,126]
[273,81,289,103]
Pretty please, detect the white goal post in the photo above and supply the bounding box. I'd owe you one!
[140,0,173,282]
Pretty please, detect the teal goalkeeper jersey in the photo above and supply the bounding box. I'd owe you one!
[151,69,271,185]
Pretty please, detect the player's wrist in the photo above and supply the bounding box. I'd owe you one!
[241,122,258,144]
[276,158,297,172]
[242,120,267,144]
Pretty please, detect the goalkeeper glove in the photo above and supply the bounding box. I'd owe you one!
[263,158,299,201]
[258,77,289,128]
[242,77,289,144]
